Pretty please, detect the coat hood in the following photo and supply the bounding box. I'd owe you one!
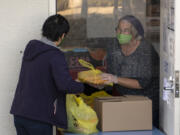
[23,40,59,60]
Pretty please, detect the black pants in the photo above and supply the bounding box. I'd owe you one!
[14,115,52,135]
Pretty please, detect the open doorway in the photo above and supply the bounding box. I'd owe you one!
[56,0,161,134]
[56,0,160,72]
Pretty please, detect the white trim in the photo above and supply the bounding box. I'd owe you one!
[175,0,180,70]
[53,126,56,135]
[48,1,57,135]
[49,0,56,15]
[174,99,180,135]
[174,0,180,135]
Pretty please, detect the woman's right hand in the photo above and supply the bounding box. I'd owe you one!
[101,73,118,84]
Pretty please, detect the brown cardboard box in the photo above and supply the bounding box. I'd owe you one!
[94,95,152,132]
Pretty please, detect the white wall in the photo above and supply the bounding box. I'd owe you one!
[0,0,55,134]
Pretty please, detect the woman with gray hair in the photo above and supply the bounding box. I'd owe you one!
[101,15,160,127]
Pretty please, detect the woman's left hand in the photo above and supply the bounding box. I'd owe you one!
[101,73,118,84]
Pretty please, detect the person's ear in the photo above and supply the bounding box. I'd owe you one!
[55,33,66,46]
[56,33,66,47]
[57,33,65,42]
[60,33,65,41]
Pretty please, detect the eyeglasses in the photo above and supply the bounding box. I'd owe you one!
[115,27,131,34]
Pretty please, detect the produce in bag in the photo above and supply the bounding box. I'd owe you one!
[58,94,98,134]
[78,59,113,86]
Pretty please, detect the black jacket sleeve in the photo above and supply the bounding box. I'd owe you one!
[50,52,84,94]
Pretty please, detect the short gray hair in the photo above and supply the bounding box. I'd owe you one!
[131,24,143,40]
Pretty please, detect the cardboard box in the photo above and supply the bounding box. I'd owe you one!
[94,95,152,132]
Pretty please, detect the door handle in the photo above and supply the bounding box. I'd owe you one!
[175,71,179,98]
[163,76,174,92]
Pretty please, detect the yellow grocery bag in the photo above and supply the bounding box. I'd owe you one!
[80,91,112,108]
[78,59,113,86]
[58,94,98,134]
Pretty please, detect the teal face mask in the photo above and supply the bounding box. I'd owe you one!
[57,38,64,47]
[117,34,132,45]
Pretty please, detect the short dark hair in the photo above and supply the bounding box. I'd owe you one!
[42,14,70,42]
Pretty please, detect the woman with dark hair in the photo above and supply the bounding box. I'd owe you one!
[101,15,160,127]
[10,14,85,135]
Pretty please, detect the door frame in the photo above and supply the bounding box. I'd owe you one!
[160,0,180,134]
[48,1,56,135]
[50,0,180,135]
[174,0,180,134]
[49,0,56,15]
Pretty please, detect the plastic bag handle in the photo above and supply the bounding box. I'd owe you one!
[73,95,81,106]
[78,59,95,70]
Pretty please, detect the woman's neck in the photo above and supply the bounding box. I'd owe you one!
[121,39,140,56]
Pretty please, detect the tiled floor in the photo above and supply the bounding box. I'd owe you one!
[64,128,165,135]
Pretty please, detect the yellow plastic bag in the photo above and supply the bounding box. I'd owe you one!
[59,94,98,134]
[78,59,113,86]
[80,91,112,108]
